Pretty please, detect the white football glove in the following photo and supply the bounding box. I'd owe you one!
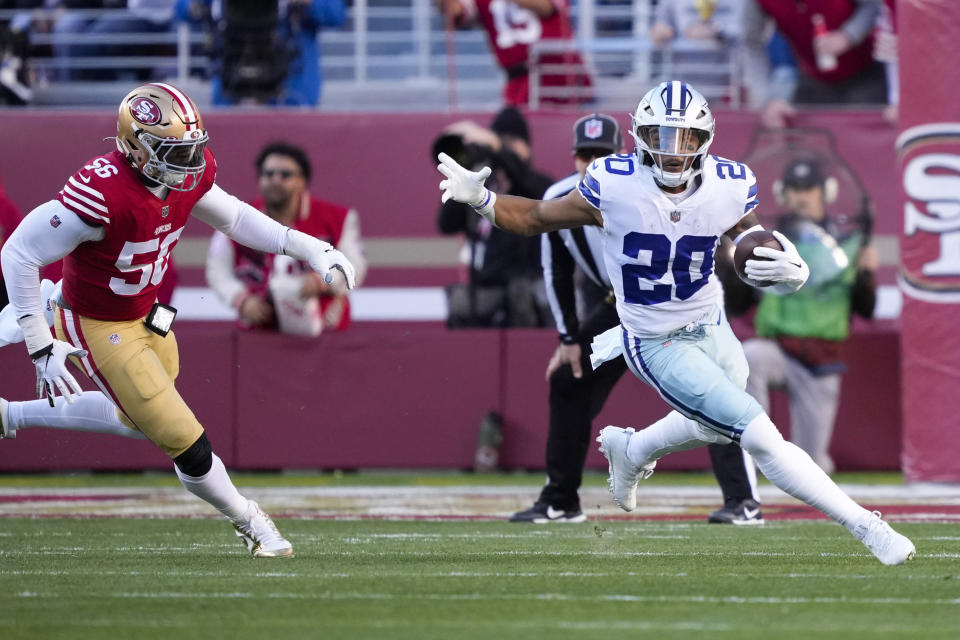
[32,340,87,407]
[308,245,357,290]
[744,230,810,294]
[436,152,497,222]
[284,229,357,290]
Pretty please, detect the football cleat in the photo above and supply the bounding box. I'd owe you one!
[596,426,656,512]
[708,498,764,525]
[854,510,915,566]
[232,500,294,558]
[509,502,587,524]
[0,398,14,439]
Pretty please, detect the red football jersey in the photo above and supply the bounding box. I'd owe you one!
[57,149,217,321]
[230,194,351,330]
[465,0,591,104]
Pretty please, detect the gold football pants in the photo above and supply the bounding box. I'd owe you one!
[54,305,204,457]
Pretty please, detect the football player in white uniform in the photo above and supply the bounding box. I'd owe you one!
[438,80,915,565]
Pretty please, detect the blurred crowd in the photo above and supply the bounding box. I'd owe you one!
[1,0,897,119]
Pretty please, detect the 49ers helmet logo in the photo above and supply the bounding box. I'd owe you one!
[129,97,161,125]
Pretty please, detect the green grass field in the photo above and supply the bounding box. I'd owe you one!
[1,473,958,639]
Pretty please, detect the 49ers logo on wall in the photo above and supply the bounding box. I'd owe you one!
[898,123,960,303]
[129,97,161,125]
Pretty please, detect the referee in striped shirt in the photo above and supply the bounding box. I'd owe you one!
[509,114,762,524]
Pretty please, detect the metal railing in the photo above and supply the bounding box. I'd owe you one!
[0,1,744,110]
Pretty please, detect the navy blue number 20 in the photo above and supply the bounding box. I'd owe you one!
[621,232,717,305]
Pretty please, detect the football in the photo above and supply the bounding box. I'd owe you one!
[733,230,784,287]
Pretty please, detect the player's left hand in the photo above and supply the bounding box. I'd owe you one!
[32,339,87,407]
[308,245,357,290]
[744,230,810,290]
[437,152,492,207]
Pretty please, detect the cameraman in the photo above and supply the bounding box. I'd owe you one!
[723,155,878,474]
[436,107,554,327]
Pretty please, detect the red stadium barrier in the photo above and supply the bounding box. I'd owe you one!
[897,0,960,482]
[0,323,901,472]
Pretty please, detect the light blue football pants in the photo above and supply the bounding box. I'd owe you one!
[620,307,764,441]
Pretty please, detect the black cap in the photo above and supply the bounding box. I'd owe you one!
[490,106,530,143]
[572,113,622,153]
[781,156,827,190]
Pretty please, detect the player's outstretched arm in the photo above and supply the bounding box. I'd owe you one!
[437,153,599,235]
[724,212,809,294]
[192,185,356,289]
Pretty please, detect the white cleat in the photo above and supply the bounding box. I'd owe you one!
[854,510,916,566]
[0,398,14,439]
[596,426,655,512]
[232,500,294,558]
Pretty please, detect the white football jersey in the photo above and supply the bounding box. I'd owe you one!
[578,153,758,337]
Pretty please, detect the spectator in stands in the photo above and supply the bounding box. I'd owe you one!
[509,113,763,525]
[206,141,366,336]
[873,0,897,122]
[650,0,745,46]
[437,0,592,106]
[721,155,878,474]
[175,0,344,106]
[743,0,885,128]
[436,106,553,328]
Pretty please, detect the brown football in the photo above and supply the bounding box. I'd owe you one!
[733,230,783,287]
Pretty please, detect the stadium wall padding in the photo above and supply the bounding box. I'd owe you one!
[896,0,960,483]
[0,322,901,472]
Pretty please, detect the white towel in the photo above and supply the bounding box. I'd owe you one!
[589,325,624,370]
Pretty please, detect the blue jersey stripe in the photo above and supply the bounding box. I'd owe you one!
[747,183,758,198]
[583,172,601,196]
[744,198,759,213]
[578,181,600,208]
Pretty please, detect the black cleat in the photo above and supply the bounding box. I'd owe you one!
[708,498,764,525]
[509,502,587,523]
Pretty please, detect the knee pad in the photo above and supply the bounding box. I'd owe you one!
[173,432,213,477]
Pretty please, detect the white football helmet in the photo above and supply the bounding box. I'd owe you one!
[116,83,209,192]
[630,81,715,188]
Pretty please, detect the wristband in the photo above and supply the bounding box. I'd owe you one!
[471,189,497,226]
[18,314,54,358]
[559,334,578,345]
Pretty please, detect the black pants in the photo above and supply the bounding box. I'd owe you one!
[538,300,755,510]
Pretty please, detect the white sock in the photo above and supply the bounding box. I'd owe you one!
[174,453,250,522]
[625,410,725,466]
[741,414,868,531]
[7,392,146,439]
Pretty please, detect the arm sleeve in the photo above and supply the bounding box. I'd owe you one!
[337,208,368,288]
[841,0,882,45]
[191,184,288,255]
[204,231,248,309]
[1,200,102,321]
[541,231,579,339]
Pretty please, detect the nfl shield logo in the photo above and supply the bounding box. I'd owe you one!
[161,205,170,218]
[49,215,62,228]
[670,210,682,223]
[109,333,121,345]
[585,119,603,139]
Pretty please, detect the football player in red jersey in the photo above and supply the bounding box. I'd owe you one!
[440,0,593,106]
[0,83,356,558]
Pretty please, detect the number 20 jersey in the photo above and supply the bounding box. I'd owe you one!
[56,149,217,321]
[578,153,758,338]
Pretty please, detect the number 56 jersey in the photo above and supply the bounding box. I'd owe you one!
[578,153,758,338]
[56,149,217,321]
